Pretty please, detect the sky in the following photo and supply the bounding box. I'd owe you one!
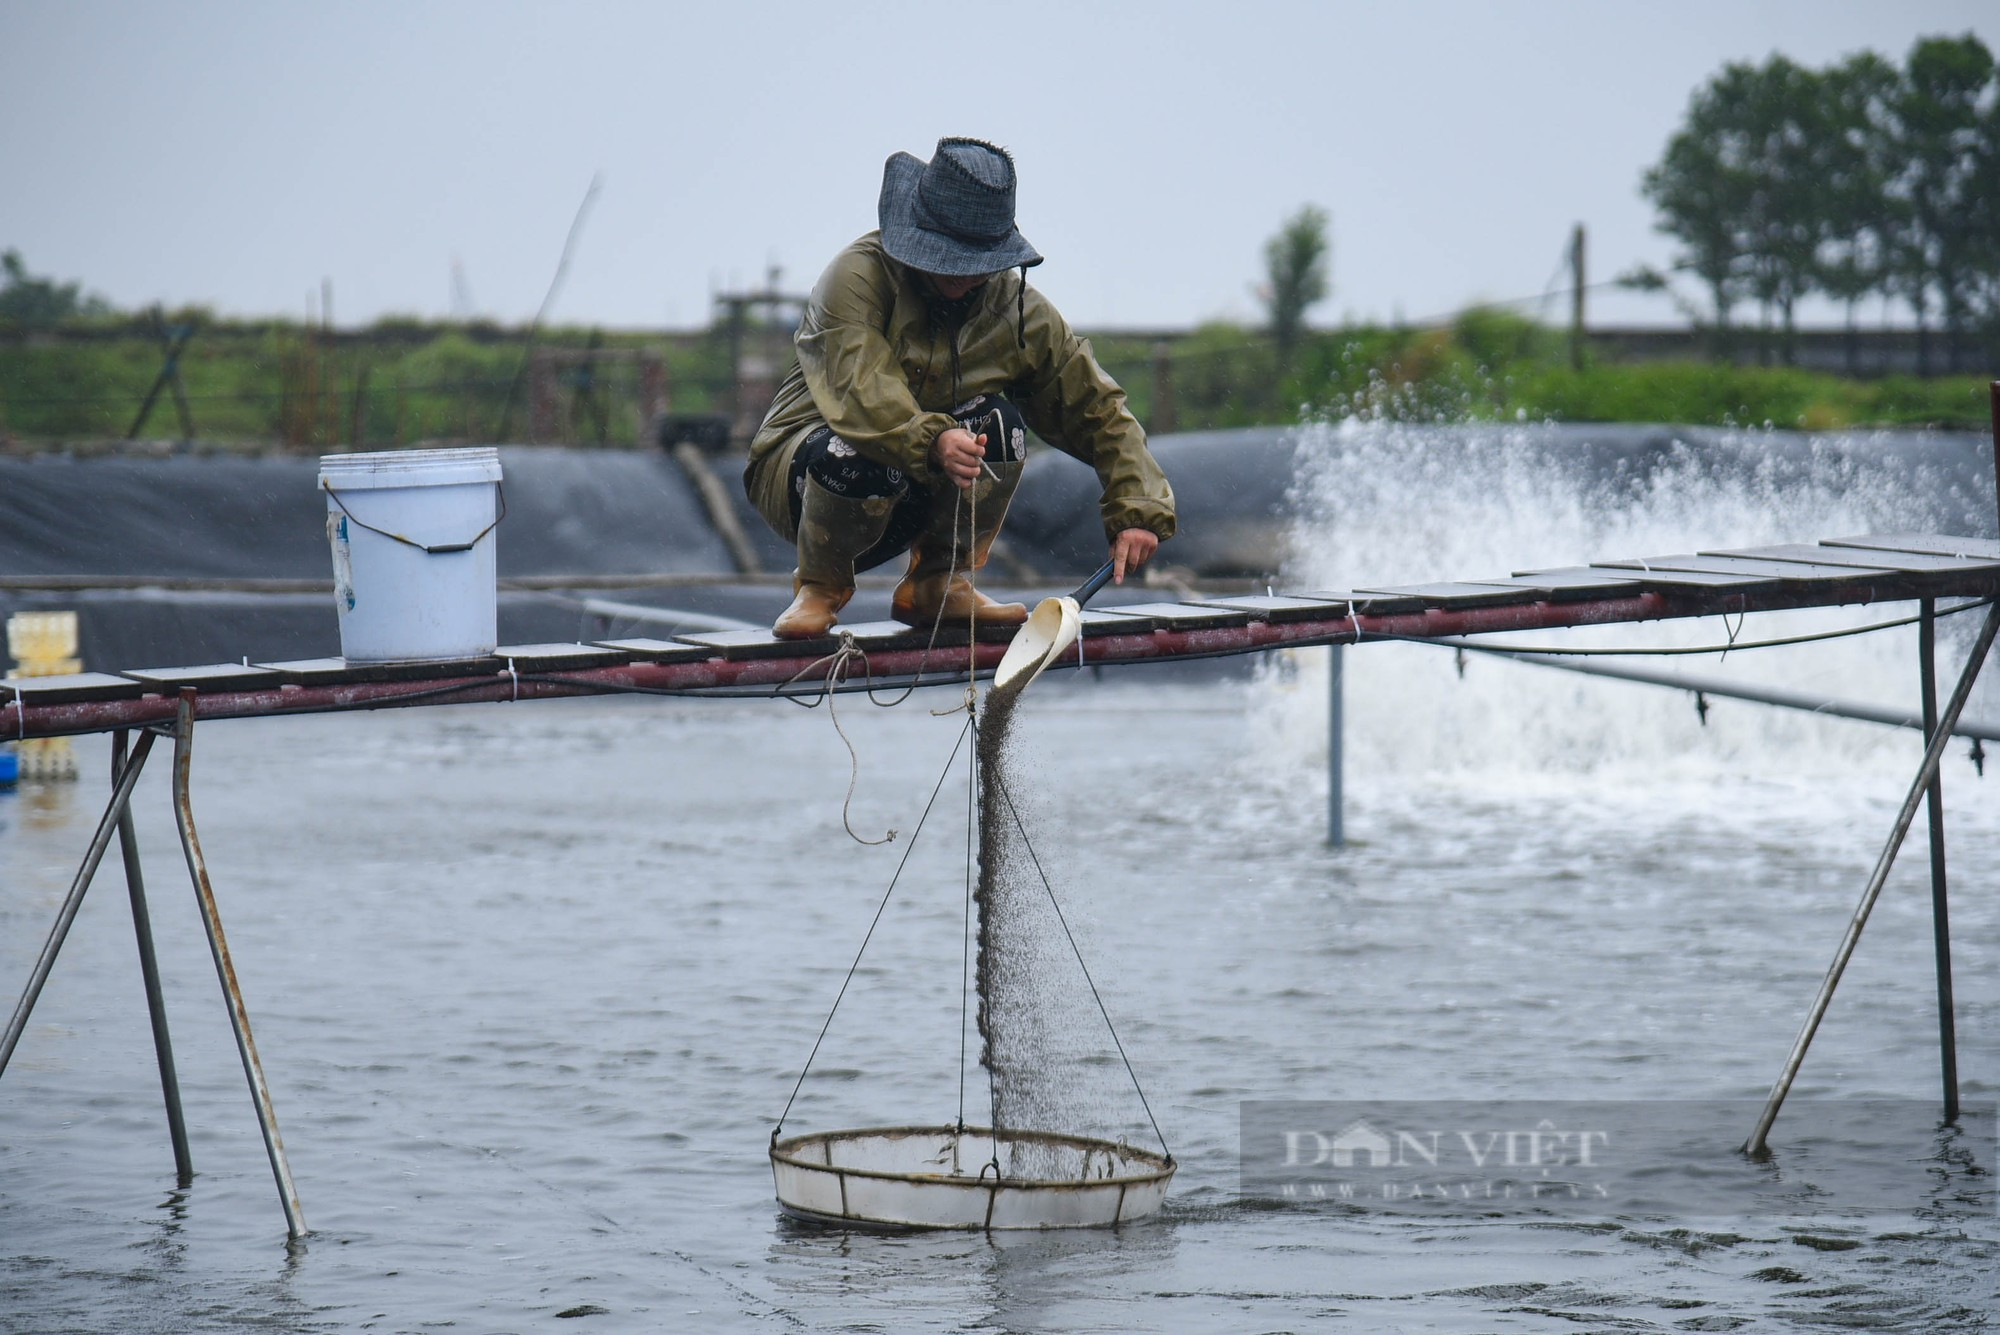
[2,0,1993,332]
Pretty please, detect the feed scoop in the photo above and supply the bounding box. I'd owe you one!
[992,560,1118,693]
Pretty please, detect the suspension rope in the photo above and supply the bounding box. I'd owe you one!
[769,434,989,835]
[988,768,1173,1162]
[773,716,973,1140]
[773,632,899,845]
[982,708,1002,1153]
[966,482,979,699]
[826,412,988,714]
[958,696,977,1132]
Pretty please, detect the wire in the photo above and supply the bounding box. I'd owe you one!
[29,590,1972,743]
[503,590,1969,706]
[1403,277,1636,330]
[958,700,976,1132]
[772,716,972,1139]
[1396,597,1994,658]
[771,635,897,844]
[988,767,1173,1162]
[0,378,517,409]
[475,670,969,703]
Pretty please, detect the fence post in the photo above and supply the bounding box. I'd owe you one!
[1569,224,1587,372]
[1150,341,1177,436]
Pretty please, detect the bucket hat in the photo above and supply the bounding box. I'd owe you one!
[878,138,1043,277]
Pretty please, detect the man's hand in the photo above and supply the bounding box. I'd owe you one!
[930,427,986,490]
[1111,528,1159,583]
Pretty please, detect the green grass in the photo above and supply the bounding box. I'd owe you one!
[1094,312,1993,434]
[0,316,737,449]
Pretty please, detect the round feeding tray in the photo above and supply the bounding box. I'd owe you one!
[770,1126,1175,1230]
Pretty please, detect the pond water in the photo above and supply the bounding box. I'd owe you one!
[4,419,1998,1331]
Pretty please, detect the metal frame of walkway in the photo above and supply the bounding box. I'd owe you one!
[5,530,1999,735]
[5,388,2000,1241]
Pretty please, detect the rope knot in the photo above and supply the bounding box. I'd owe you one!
[777,633,896,846]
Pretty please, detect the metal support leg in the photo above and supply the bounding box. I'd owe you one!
[1745,601,2000,1155]
[170,693,306,1239]
[0,730,156,1079]
[113,730,193,1182]
[1919,600,1961,1122]
[1327,643,1345,848]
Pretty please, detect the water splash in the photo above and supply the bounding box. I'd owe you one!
[1248,418,1999,808]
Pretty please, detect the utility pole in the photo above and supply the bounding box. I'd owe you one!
[712,268,808,447]
[1570,223,1587,372]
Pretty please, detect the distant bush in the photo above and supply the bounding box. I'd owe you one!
[0,250,114,329]
[1,310,1988,449]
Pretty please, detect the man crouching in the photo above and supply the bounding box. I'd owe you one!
[743,136,1176,639]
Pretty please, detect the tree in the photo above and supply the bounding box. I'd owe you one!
[1730,56,1827,363]
[0,250,111,326]
[1261,205,1330,368]
[1815,52,1902,372]
[1974,82,2000,360]
[1644,57,1841,365]
[1641,38,2000,375]
[1890,33,1997,373]
[1642,68,1757,347]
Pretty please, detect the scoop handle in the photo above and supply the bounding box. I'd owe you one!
[1071,559,1118,607]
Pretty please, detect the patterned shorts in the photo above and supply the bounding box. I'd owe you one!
[787,394,1027,571]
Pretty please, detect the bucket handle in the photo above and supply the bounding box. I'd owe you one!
[324,481,506,555]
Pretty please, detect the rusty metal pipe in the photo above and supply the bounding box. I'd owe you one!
[14,576,2000,742]
[0,729,156,1079]
[1744,599,2000,1156]
[170,691,306,1240]
[113,729,193,1182]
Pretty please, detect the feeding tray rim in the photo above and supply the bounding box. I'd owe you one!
[770,1123,1174,1188]
[770,1124,1176,1230]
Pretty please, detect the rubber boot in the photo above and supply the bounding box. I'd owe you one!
[773,477,901,639]
[890,460,1028,630]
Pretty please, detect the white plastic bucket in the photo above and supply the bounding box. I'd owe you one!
[318,448,503,663]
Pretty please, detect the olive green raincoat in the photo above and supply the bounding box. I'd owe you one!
[745,231,1176,546]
